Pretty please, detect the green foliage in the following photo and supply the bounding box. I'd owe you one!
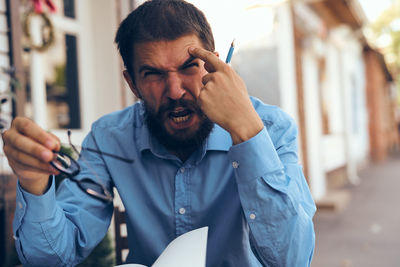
[54,64,66,88]
[369,0,400,104]
[59,144,77,159]
[5,234,116,267]
[77,233,115,267]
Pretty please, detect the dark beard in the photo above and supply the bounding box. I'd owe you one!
[144,99,214,154]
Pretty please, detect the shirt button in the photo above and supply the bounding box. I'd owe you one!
[18,202,23,209]
[249,213,256,220]
[180,167,185,173]
[232,161,239,169]
[13,235,18,240]
[179,208,186,215]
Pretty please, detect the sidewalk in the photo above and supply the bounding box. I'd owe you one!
[311,152,400,267]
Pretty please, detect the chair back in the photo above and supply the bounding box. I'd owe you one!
[114,206,129,265]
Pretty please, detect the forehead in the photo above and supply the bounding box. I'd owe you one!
[133,35,204,71]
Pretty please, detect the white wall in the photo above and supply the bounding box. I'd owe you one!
[322,42,347,172]
[276,3,299,123]
[302,50,326,200]
[0,0,13,174]
[342,36,369,164]
[304,25,369,193]
[295,6,369,198]
[52,0,123,144]
[77,0,121,129]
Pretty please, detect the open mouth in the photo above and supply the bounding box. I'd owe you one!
[168,108,193,124]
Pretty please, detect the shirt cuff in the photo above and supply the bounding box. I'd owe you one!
[228,127,283,184]
[17,175,58,222]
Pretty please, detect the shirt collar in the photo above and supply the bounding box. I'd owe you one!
[135,102,154,154]
[136,113,171,158]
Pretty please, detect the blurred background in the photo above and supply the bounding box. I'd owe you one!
[0,0,399,266]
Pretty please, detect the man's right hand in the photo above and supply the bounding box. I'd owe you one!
[2,117,61,195]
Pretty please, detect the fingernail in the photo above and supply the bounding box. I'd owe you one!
[41,150,53,161]
[188,47,194,53]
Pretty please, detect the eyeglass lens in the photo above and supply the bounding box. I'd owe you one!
[78,178,113,202]
[49,130,132,203]
[50,153,80,176]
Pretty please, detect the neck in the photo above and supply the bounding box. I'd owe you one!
[169,147,196,162]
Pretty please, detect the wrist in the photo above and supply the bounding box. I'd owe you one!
[19,175,52,195]
[229,114,264,144]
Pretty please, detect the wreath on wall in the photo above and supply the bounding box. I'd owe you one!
[22,10,55,52]
[22,0,57,52]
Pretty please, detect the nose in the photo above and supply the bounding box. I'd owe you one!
[165,72,185,100]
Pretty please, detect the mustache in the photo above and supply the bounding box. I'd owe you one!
[157,99,203,117]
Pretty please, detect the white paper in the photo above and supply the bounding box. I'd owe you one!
[152,227,208,267]
[115,227,208,267]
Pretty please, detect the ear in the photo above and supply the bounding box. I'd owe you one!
[123,70,142,99]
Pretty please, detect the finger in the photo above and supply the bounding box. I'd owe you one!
[47,131,61,151]
[4,145,59,174]
[8,157,58,178]
[188,47,223,73]
[3,129,55,162]
[201,73,213,86]
[201,68,226,84]
[12,117,59,150]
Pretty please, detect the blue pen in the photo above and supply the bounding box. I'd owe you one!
[225,39,235,64]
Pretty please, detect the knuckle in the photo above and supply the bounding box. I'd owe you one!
[221,64,230,72]
[19,118,31,133]
[32,145,44,157]
[203,50,212,58]
[13,135,24,149]
[1,129,16,148]
[1,129,9,142]
[37,131,50,143]
[11,116,24,128]
[6,147,21,162]
[3,144,11,156]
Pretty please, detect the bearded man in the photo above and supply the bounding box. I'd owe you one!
[3,0,316,266]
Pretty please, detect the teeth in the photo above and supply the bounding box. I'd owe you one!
[172,114,190,123]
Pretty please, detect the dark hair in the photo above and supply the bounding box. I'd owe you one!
[115,0,215,79]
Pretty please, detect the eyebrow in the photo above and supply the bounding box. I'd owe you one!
[179,56,197,69]
[138,56,197,74]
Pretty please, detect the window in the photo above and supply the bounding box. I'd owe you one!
[63,0,75,18]
[44,32,81,129]
[21,0,82,129]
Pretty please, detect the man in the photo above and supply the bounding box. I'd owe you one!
[3,0,316,266]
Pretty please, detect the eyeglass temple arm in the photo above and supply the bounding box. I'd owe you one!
[82,147,134,163]
[67,130,134,164]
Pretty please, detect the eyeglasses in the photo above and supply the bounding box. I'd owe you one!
[50,130,134,203]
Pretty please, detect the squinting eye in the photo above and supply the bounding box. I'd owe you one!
[143,71,161,78]
[183,63,199,69]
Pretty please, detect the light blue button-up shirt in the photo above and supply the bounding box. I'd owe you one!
[13,97,316,266]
